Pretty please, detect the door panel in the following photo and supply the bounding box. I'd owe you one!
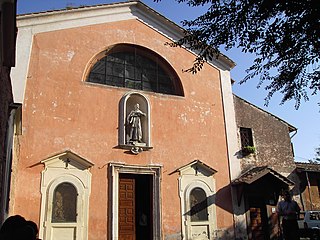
[51,226,76,240]
[119,176,136,240]
[250,207,264,240]
[249,204,269,240]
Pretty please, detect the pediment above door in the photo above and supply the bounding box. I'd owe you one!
[174,160,217,177]
[41,150,94,170]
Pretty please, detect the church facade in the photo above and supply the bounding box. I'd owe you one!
[9,1,242,239]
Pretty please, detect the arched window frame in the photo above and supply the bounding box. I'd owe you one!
[85,44,184,96]
[39,151,93,240]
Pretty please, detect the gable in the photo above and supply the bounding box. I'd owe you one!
[174,160,217,177]
[12,1,234,104]
[41,150,94,170]
[234,95,296,132]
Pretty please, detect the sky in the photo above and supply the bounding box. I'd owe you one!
[17,0,320,162]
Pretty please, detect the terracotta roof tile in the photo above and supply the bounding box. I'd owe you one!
[296,162,320,172]
[232,166,294,186]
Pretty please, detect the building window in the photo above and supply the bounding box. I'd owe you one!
[190,188,208,222]
[240,127,254,148]
[52,182,77,223]
[86,44,183,96]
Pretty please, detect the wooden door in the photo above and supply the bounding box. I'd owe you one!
[249,206,269,240]
[119,175,136,240]
[250,207,264,240]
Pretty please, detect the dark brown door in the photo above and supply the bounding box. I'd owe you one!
[250,207,264,240]
[119,175,135,240]
[249,205,269,240]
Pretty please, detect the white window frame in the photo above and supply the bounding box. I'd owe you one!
[39,151,93,240]
[177,160,217,240]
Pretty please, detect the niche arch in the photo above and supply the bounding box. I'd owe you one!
[119,92,151,153]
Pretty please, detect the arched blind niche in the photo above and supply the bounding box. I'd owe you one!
[189,187,208,222]
[86,44,184,96]
[52,182,77,223]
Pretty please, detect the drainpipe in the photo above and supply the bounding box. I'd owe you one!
[290,129,298,139]
[305,171,313,210]
[290,129,297,158]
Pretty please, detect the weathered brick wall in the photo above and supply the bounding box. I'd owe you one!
[233,95,296,174]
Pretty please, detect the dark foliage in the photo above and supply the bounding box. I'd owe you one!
[315,146,320,161]
[160,0,320,108]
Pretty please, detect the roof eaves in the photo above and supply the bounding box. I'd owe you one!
[295,162,320,172]
[17,0,138,17]
[17,0,236,70]
[232,166,294,186]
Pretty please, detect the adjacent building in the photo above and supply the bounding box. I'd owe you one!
[232,95,298,240]
[295,162,320,211]
[0,0,18,225]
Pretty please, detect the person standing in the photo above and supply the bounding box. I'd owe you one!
[277,190,301,240]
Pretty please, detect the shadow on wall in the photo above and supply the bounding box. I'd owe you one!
[184,184,242,216]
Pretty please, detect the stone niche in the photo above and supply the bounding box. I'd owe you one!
[119,92,151,154]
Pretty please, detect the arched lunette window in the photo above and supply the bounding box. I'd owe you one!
[190,187,208,222]
[52,182,77,223]
[86,44,183,96]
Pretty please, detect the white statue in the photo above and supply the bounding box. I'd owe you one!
[127,103,146,144]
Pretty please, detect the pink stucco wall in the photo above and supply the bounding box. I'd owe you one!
[14,19,234,239]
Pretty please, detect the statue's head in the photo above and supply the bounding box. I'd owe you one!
[135,103,140,110]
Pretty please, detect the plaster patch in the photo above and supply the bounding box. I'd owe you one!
[191,91,195,95]
[67,50,75,61]
[203,110,210,116]
[53,116,64,121]
[179,113,188,124]
[52,101,58,108]
[54,137,64,145]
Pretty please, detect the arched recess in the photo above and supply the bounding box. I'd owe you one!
[119,91,151,153]
[176,160,217,240]
[84,43,184,96]
[183,181,216,240]
[39,151,94,240]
